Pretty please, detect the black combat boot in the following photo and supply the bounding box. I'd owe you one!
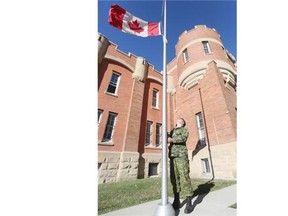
[172,192,180,210]
[184,196,193,214]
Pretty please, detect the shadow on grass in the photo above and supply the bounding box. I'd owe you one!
[177,179,215,214]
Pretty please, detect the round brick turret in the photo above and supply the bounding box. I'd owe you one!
[174,25,236,89]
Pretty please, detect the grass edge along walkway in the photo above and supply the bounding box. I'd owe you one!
[98,177,236,215]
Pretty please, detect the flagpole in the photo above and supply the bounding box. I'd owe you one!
[154,0,175,215]
[161,0,168,205]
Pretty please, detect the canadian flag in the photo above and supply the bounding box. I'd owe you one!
[108,4,161,37]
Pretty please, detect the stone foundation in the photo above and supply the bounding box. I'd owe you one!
[117,152,140,181]
[210,142,237,179]
[98,151,140,183]
[98,151,121,183]
[98,142,236,183]
[139,153,162,178]
[189,142,236,180]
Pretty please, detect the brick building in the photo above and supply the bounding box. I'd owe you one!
[98,25,237,183]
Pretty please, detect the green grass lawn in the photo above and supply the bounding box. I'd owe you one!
[98,177,236,215]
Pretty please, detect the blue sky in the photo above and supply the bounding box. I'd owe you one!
[98,0,236,72]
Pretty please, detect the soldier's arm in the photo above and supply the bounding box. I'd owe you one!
[172,128,189,143]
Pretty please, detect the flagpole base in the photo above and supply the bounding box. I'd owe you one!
[153,202,175,216]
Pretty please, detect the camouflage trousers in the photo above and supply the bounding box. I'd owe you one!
[170,157,193,197]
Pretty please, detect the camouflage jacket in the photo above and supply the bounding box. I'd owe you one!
[169,127,189,158]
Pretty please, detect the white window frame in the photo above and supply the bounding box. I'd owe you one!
[152,89,159,108]
[145,121,153,146]
[101,112,117,142]
[201,158,211,174]
[156,123,162,147]
[183,48,189,63]
[106,72,120,95]
[202,41,212,54]
[98,109,103,126]
[196,112,207,145]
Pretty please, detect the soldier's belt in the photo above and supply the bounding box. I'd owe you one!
[173,142,186,146]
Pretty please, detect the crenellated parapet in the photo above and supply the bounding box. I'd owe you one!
[98,33,160,82]
[98,33,110,64]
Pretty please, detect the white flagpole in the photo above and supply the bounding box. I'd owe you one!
[161,0,168,205]
[154,0,175,215]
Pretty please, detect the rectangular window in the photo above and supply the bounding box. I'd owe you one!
[102,112,117,142]
[196,112,207,145]
[156,123,162,147]
[183,48,189,63]
[152,89,159,108]
[201,158,211,174]
[98,109,103,125]
[107,72,120,94]
[145,121,153,146]
[202,41,212,54]
[148,163,158,176]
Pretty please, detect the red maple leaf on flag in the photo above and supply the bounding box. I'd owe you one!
[128,19,144,33]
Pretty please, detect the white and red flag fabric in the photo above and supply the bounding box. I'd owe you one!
[108,4,161,37]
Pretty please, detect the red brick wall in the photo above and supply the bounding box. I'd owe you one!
[140,79,163,154]
[172,62,236,150]
[98,25,236,155]
[124,79,145,152]
[198,61,236,145]
[136,65,163,154]
[173,85,203,150]
[171,25,237,150]
[98,52,136,152]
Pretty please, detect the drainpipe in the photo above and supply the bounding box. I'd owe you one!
[199,88,215,179]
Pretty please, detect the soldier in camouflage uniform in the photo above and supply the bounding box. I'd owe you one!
[168,118,193,214]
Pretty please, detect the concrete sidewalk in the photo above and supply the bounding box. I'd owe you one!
[100,184,236,216]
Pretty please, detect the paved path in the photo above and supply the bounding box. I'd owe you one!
[100,184,236,216]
